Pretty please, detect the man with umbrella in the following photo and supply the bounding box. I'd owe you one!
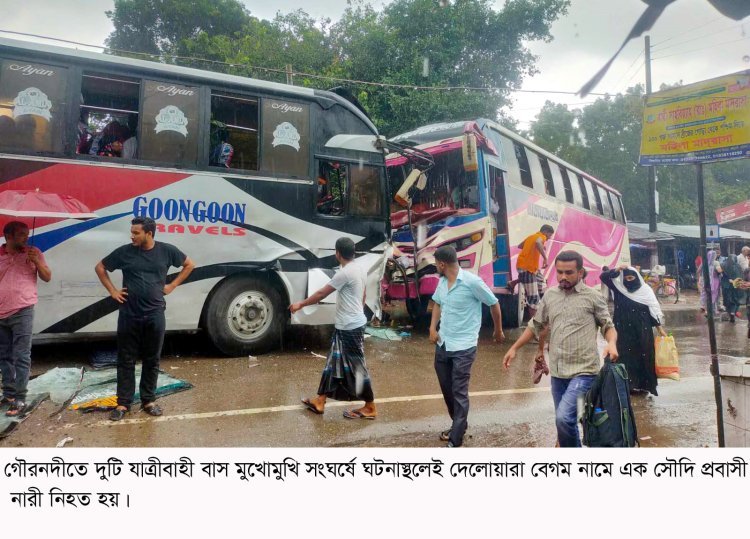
[0,189,96,417]
[0,221,52,417]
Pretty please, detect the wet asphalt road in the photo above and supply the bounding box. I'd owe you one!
[1,293,746,448]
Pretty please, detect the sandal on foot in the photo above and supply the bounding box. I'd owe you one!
[0,396,14,406]
[301,398,323,415]
[109,408,128,421]
[439,429,451,442]
[343,409,376,420]
[5,400,26,417]
[141,403,163,417]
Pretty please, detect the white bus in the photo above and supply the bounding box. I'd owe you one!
[0,37,391,354]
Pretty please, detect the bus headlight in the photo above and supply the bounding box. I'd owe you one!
[443,231,483,253]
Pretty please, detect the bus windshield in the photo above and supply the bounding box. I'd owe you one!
[388,146,480,230]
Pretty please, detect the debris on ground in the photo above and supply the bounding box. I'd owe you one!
[310,351,326,359]
[55,436,74,448]
[365,327,404,341]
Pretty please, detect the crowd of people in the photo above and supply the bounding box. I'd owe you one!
[2,219,749,446]
[696,246,750,335]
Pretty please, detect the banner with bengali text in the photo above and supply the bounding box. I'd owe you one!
[640,70,750,165]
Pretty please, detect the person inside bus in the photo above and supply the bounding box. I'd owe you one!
[77,112,93,155]
[121,115,138,159]
[98,124,131,158]
[209,123,234,168]
[89,120,125,157]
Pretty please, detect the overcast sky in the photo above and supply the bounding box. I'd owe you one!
[1,0,748,129]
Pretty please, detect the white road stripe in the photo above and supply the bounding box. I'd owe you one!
[95,386,551,427]
[95,376,712,427]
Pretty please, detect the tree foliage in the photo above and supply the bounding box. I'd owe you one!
[528,85,750,225]
[105,0,251,58]
[105,0,569,136]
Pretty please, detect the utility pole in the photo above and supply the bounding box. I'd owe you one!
[285,64,294,86]
[645,36,657,232]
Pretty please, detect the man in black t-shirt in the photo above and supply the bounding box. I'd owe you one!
[95,216,195,421]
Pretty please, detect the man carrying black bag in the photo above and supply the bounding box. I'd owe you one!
[503,250,618,447]
[291,237,376,419]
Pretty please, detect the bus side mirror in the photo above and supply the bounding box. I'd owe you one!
[462,133,478,172]
[394,168,426,207]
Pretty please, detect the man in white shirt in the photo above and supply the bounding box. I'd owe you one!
[291,237,376,419]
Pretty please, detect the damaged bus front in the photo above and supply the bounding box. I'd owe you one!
[384,121,500,320]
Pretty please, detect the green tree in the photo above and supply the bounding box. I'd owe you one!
[331,0,570,136]
[527,101,578,157]
[105,0,251,58]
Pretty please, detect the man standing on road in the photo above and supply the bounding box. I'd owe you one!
[507,225,554,318]
[0,221,52,417]
[292,237,377,420]
[503,250,618,447]
[430,245,504,447]
[95,217,195,421]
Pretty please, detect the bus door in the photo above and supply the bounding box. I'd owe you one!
[488,165,510,288]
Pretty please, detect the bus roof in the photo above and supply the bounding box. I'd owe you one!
[390,118,622,197]
[0,37,378,134]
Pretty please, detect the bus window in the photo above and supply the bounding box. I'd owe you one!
[0,59,67,155]
[538,155,556,197]
[609,191,625,223]
[559,166,574,204]
[576,174,590,210]
[488,165,507,234]
[210,92,259,171]
[261,98,310,179]
[79,73,140,158]
[617,195,627,222]
[140,80,199,166]
[591,182,604,215]
[317,160,348,216]
[349,164,382,217]
[513,141,533,188]
[599,186,614,219]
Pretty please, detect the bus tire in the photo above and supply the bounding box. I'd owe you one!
[499,292,524,328]
[204,276,284,356]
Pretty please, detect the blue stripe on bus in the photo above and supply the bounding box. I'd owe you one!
[31,212,131,252]
[392,211,488,242]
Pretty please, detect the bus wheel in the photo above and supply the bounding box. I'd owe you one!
[499,291,524,328]
[204,276,284,356]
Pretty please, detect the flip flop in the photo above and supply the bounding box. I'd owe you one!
[343,409,376,420]
[5,401,27,417]
[141,403,163,417]
[439,429,451,442]
[301,398,323,415]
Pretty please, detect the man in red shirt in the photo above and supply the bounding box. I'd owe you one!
[0,221,52,417]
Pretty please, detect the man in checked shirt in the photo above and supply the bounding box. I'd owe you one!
[503,250,618,447]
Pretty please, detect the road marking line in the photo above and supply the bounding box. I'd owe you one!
[95,375,713,427]
[95,387,550,427]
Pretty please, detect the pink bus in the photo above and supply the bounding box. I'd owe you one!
[384,119,631,326]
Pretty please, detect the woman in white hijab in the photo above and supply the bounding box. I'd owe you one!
[601,265,667,396]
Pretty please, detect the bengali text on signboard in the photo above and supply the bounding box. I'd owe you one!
[640,71,750,165]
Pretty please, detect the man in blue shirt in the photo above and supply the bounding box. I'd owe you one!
[429,245,504,447]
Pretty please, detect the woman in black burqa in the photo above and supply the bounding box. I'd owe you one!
[601,265,667,396]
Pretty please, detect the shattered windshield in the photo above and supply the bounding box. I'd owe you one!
[388,149,479,221]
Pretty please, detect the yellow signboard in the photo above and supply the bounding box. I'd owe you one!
[640,70,750,165]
